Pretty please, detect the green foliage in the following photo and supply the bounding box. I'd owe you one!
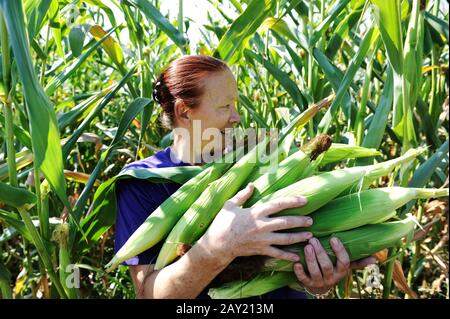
[0,0,447,299]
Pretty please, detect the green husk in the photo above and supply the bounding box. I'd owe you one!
[264,218,417,272]
[105,162,231,271]
[252,147,427,217]
[208,271,297,299]
[154,137,269,270]
[244,134,332,207]
[296,187,448,237]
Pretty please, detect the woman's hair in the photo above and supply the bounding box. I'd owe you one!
[152,55,229,128]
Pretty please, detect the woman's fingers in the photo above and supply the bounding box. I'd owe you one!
[330,237,351,275]
[251,196,307,217]
[263,246,300,262]
[309,238,335,283]
[263,216,313,232]
[304,244,323,283]
[226,183,254,207]
[350,256,377,270]
[268,231,313,245]
[294,263,313,287]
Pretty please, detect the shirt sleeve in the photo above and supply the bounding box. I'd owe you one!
[114,178,173,265]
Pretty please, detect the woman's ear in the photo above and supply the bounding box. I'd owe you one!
[174,100,191,127]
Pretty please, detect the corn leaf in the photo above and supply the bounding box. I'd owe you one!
[69,26,85,57]
[89,25,124,66]
[126,0,188,49]
[48,0,64,59]
[0,209,32,242]
[370,0,403,74]
[0,151,33,182]
[0,112,32,149]
[260,17,298,44]
[0,182,36,209]
[325,2,365,58]
[25,0,51,40]
[244,49,307,110]
[399,140,449,218]
[238,93,269,129]
[318,27,379,133]
[57,85,113,131]
[215,0,275,64]
[312,47,353,122]
[62,64,137,159]
[423,11,449,42]
[0,0,69,207]
[310,0,351,46]
[45,26,119,95]
[69,97,151,247]
[84,0,117,27]
[361,66,394,150]
[409,140,449,189]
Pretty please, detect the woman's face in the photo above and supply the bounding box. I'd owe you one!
[187,69,240,157]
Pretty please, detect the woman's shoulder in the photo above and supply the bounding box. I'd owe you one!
[115,147,187,199]
[122,147,189,171]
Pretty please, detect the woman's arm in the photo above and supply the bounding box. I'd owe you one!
[130,183,312,298]
[129,238,233,299]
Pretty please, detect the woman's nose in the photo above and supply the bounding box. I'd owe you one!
[229,105,241,124]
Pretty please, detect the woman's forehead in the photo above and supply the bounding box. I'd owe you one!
[202,71,238,99]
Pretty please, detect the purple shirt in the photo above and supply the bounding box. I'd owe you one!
[114,147,306,299]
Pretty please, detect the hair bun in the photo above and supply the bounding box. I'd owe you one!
[153,75,174,107]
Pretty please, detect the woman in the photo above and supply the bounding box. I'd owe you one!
[114,55,375,299]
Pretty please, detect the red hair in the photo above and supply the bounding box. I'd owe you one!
[153,55,229,128]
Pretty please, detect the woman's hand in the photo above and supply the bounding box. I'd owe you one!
[294,237,377,295]
[198,183,313,265]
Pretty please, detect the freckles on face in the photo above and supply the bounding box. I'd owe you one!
[193,69,239,130]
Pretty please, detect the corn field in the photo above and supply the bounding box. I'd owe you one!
[0,0,448,299]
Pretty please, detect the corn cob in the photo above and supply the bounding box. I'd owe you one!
[244,134,332,208]
[263,217,417,272]
[208,218,416,299]
[252,147,426,217]
[319,144,382,166]
[243,132,294,184]
[243,95,333,185]
[52,223,78,299]
[340,147,427,196]
[105,162,231,271]
[208,271,297,299]
[154,137,269,270]
[291,187,448,237]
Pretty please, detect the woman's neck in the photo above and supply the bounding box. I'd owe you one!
[170,131,201,165]
[170,130,224,165]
